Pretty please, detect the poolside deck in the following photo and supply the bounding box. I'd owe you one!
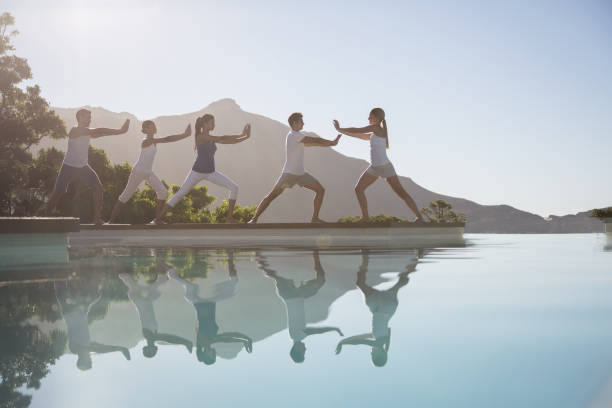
[1,217,465,254]
[73,221,466,249]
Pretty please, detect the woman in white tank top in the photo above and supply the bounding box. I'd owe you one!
[333,108,424,222]
[108,120,191,224]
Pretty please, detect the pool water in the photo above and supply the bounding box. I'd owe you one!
[1,234,611,408]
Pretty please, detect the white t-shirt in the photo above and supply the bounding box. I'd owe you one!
[63,128,91,168]
[282,130,305,175]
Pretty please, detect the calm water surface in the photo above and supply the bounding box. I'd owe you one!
[2,234,612,408]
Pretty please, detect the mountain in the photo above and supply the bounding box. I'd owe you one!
[37,99,605,233]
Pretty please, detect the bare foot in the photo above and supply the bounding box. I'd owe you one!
[311,218,328,223]
[93,218,104,226]
[247,218,258,224]
[356,217,370,223]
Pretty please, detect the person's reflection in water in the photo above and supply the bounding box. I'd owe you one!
[258,250,343,363]
[55,277,130,370]
[169,250,252,365]
[335,250,414,367]
[119,269,193,358]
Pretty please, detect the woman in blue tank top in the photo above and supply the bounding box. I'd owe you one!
[160,114,250,223]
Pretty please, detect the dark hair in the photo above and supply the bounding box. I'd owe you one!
[288,112,303,127]
[76,108,91,121]
[370,108,389,149]
[141,120,155,133]
[196,114,214,135]
[290,342,305,363]
[197,347,217,365]
[142,344,158,358]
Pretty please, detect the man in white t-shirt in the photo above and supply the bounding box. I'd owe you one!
[46,108,130,225]
[249,112,341,223]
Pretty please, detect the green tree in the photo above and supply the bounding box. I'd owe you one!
[212,200,257,223]
[337,214,408,224]
[0,282,67,408]
[421,199,466,223]
[0,13,66,215]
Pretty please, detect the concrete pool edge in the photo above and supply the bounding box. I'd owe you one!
[70,222,466,249]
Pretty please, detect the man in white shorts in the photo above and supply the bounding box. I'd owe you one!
[46,108,130,225]
[248,112,341,223]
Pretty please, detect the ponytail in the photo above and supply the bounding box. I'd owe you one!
[195,117,203,136]
[382,118,389,149]
[370,108,388,149]
[194,116,203,149]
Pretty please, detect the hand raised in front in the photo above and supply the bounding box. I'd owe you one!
[242,124,251,137]
[120,119,130,134]
[184,124,192,136]
[333,120,340,130]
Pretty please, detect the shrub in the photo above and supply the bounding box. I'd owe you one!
[591,207,612,219]
[421,200,466,223]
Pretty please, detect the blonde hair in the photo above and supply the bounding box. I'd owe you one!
[370,108,389,148]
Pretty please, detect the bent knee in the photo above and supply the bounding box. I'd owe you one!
[228,184,239,200]
[156,187,168,200]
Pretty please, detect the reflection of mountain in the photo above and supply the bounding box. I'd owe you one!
[38,99,606,233]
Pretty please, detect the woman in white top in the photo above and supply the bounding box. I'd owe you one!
[108,120,191,224]
[334,108,424,222]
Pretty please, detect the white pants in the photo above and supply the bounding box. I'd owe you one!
[167,170,238,207]
[168,269,238,304]
[118,170,167,203]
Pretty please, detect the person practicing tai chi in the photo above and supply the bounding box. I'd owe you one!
[108,121,192,224]
[168,250,252,365]
[55,277,131,371]
[119,270,193,358]
[335,250,415,367]
[248,112,341,224]
[159,114,250,223]
[333,108,424,222]
[47,109,130,225]
[257,250,343,363]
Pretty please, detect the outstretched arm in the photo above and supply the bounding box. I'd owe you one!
[201,124,251,144]
[214,333,253,352]
[153,332,193,351]
[155,124,192,144]
[89,119,130,138]
[301,134,341,147]
[303,326,343,337]
[332,120,371,140]
[88,342,131,360]
[335,334,376,354]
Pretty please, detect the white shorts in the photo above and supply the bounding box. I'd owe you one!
[167,170,238,207]
[365,163,397,178]
[118,170,167,203]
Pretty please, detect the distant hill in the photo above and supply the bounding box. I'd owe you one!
[37,99,605,233]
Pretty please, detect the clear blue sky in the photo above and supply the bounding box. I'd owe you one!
[5,0,612,216]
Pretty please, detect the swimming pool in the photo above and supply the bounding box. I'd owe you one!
[1,234,611,407]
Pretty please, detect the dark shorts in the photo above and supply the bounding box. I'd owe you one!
[273,172,319,191]
[53,164,101,194]
[276,275,325,300]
